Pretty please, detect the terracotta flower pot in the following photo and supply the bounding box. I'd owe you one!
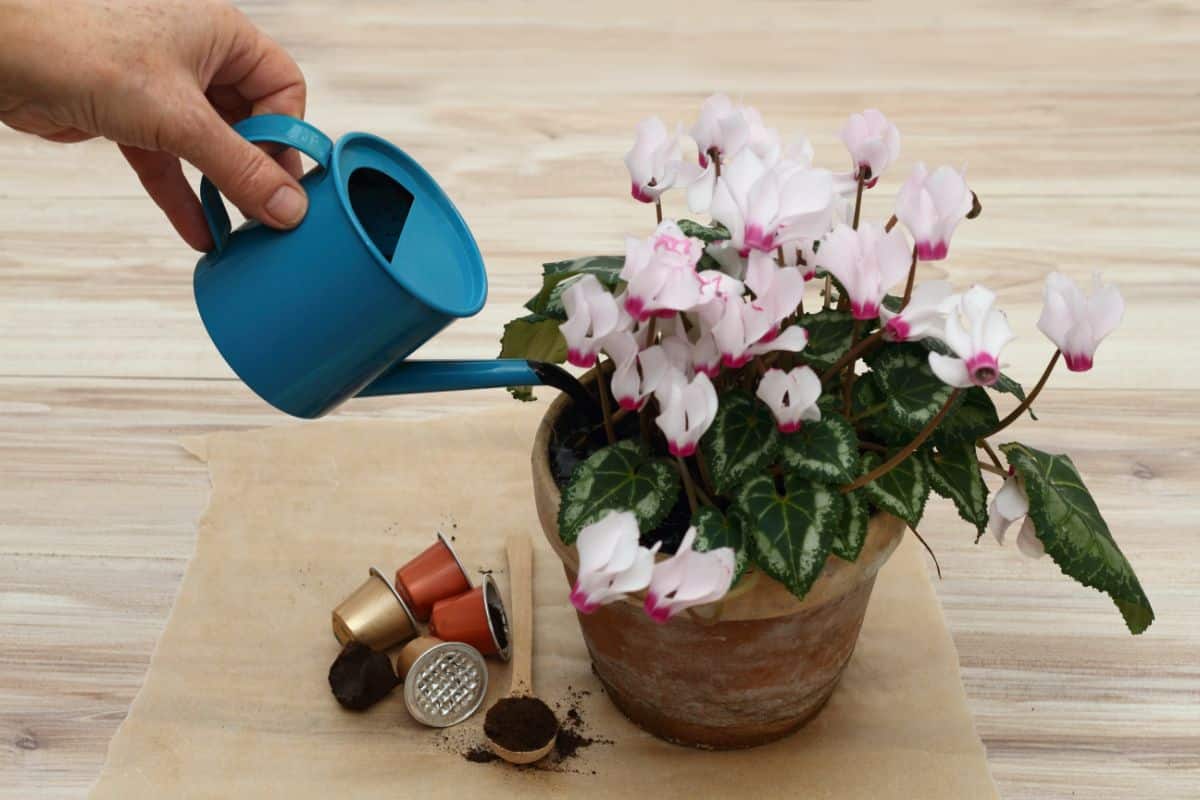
[531,389,907,750]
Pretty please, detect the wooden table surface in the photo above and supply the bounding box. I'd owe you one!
[2,2,1197,797]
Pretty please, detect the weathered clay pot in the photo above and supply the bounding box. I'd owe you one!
[531,389,907,750]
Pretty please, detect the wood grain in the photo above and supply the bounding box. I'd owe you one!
[1,1,1197,797]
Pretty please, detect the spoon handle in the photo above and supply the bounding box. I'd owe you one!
[505,534,534,696]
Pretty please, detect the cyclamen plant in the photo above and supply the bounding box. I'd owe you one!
[500,96,1153,634]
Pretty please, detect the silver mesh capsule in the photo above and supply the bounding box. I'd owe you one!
[403,642,488,727]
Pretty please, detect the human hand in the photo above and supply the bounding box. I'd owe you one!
[0,0,308,251]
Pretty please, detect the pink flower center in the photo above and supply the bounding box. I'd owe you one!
[778,420,803,434]
[915,240,949,261]
[721,352,752,369]
[624,295,651,322]
[965,352,1000,386]
[630,182,654,204]
[850,300,880,320]
[742,224,776,253]
[643,594,671,624]
[567,349,597,369]
[618,396,644,412]
[1063,352,1093,372]
[884,317,911,342]
[570,585,599,614]
[668,441,697,458]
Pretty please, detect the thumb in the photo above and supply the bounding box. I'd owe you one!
[170,105,308,230]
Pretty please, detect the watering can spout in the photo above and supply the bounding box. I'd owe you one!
[358,359,599,416]
[358,359,540,397]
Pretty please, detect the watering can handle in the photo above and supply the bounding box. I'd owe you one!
[199,115,334,256]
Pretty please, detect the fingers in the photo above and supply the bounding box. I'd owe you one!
[120,145,214,252]
[166,99,308,231]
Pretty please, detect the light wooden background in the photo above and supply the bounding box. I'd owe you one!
[2,2,1197,797]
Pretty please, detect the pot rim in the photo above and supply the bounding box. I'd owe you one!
[530,370,908,622]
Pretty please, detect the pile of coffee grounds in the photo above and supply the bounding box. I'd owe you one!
[454,684,611,772]
[328,642,398,711]
[483,696,558,753]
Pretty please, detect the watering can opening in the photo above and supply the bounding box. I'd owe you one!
[347,167,414,264]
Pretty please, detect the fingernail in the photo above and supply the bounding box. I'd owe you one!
[266,185,307,226]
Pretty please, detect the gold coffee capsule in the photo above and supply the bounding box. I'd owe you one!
[332,567,418,650]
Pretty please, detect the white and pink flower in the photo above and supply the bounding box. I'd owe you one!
[560,274,622,368]
[570,511,660,614]
[644,527,736,623]
[606,332,690,411]
[928,285,1015,388]
[619,220,706,322]
[839,109,900,187]
[654,371,719,458]
[708,150,835,256]
[988,472,1045,559]
[756,366,822,433]
[895,163,973,261]
[1036,271,1124,372]
[880,280,957,343]
[625,117,692,203]
[816,222,912,320]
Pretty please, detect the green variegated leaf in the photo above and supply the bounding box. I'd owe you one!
[796,309,854,371]
[780,413,860,484]
[852,373,911,446]
[677,218,731,243]
[924,442,988,536]
[701,391,780,494]
[525,255,624,315]
[557,440,680,545]
[933,387,1000,447]
[832,489,870,562]
[735,474,846,600]
[859,451,929,528]
[1001,443,1154,635]
[692,506,749,582]
[871,343,960,432]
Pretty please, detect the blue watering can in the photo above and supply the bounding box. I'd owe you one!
[193,115,583,419]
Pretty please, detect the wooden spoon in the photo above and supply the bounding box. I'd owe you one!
[484,534,558,764]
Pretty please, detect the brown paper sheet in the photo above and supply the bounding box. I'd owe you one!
[90,407,997,799]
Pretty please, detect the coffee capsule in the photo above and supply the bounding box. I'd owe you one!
[396,636,489,728]
[428,575,510,660]
[394,532,472,621]
[332,567,419,650]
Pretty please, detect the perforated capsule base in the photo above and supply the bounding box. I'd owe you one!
[403,642,489,728]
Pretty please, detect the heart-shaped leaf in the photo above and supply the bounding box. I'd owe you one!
[859,451,929,528]
[780,412,861,484]
[832,489,870,562]
[871,343,961,432]
[701,391,780,494]
[735,474,845,600]
[933,387,1000,447]
[852,373,912,446]
[920,337,1034,420]
[557,440,680,545]
[677,218,731,243]
[796,309,854,371]
[923,441,988,536]
[1001,443,1154,635]
[525,255,624,316]
[692,506,749,582]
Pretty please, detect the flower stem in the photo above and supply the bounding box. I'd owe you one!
[696,448,718,498]
[713,153,722,179]
[655,199,663,225]
[842,389,962,493]
[822,275,833,310]
[884,214,898,232]
[900,245,918,308]
[821,328,885,385]
[985,349,1061,437]
[977,438,1004,471]
[596,360,617,444]
[852,174,866,230]
[842,318,864,415]
[675,456,699,514]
